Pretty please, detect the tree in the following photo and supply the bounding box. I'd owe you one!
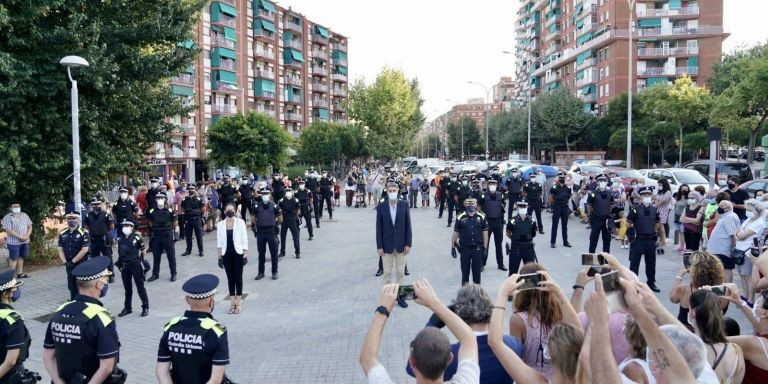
[296,122,341,167]
[533,88,595,159]
[446,117,481,159]
[488,109,529,156]
[207,112,292,174]
[346,68,423,160]
[0,0,205,256]
[641,76,711,165]
[647,122,678,164]
[337,123,369,163]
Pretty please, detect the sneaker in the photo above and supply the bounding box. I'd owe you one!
[255,273,265,280]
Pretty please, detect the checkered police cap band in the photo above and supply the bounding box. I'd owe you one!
[76,269,110,281]
[0,278,19,291]
[186,289,218,299]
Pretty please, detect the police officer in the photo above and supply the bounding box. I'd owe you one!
[251,189,281,280]
[295,180,314,241]
[58,212,90,300]
[271,172,286,202]
[156,274,230,384]
[238,176,253,222]
[549,172,573,248]
[481,180,507,271]
[43,256,126,384]
[147,177,161,211]
[438,170,452,219]
[489,167,503,185]
[444,173,458,227]
[115,220,149,318]
[453,176,471,217]
[305,168,321,228]
[587,174,614,254]
[147,194,178,282]
[0,270,37,384]
[452,198,488,286]
[217,176,237,219]
[505,168,524,220]
[278,188,301,259]
[523,173,544,232]
[469,179,485,207]
[84,198,115,281]
[181,185,205,257]
[112,187,138,226]
[318,171,334,220]
[506,201,538,274]
[627,186,662,292]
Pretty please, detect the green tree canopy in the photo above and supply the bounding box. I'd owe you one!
[296,122,341,166]
[446,117,481,159]
[206,112,292,174]
[488,109,529,156]
[533,88,595,157]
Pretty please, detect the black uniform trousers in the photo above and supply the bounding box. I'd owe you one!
[151,232,177,277]
[484,219,505,267]
[526,205,543,229]
[311,192,321,226]
[300,204,314,236]
[256,229,279,275]
[240,200,250,222]
[550,204,570,245]
[460,245,483,285]
[508,242,537,275]
[280,219,300,255]
[177,213,185,239]
[89,235,113,272]
[318,192,333,219]
[629,237,657,284]
[588,216,611,253]
[65,262,78,300]
[446,198,455,225]
[121,261,148,310]
[184,216,204,254]
[438,189,447,217]
[508,194,521,220]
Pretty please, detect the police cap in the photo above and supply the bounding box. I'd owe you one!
[464,198,477,206]
[596,174,608,181]
[72,256,113,281]
[488,179,498,185]
[222,175,231,180]
[557,171,567,177]
[298,180,306,185]
[516,201,529,208]
[528,172,536,178]
[638,186,654,195]
[460,176,469,181]
[284,188,294,193]
[155,193,167,200]
[309,167,315,172]
[65,211,80,219]
[0,270,23,292]
[187,184,197,191]
[259,188,272,195]
[120,219,135,227]
[182,274,219,299]
[150,177,159,183]
[118,187,128,193]
[90,198,102,206]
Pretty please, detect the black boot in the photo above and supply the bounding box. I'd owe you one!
[147,275,159,282]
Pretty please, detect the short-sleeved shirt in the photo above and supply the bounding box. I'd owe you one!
[1,213,32,245]
[369,359,479,384]
[707,211,741,256]
[157,311,229,384]
[57,227,91,260]
[728,188,750,220]
[0,304,27,362]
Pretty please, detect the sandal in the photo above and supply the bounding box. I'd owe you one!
[234,304,241,314]
[228,304,236,314]
[16,273,29,278]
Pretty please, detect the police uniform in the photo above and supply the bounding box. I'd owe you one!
[523,176,544,233]
[157,274,229,384]
[627,187,661,291]
[549,173,573,248]
[116,220,149,317]
[58,213,91,300]
[238,178,253,222]
[43,257,124,384]
[147,177,161,211]
[318,174,334,220]
[271,173,286,202]
[112,187,138,226]
[453,177,471,216]
[0,271,36,384]
[481,181,507,270]
[217,177,237,218]
[181,186,205,257]
[470,181,485,207]
[587,175,614,253]
[304,169,321,227]
[295,183,314,241]
[506,201,538,274]
[251,190,281,280]
[505,170,524,220]
[438,172,452,219]
[84,198,114,276]
[278,188,301,258]
[147,195,178,282]
[453,199,488,285]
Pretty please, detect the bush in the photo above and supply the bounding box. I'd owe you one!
[27,229,60,266]
[281,163,331,180]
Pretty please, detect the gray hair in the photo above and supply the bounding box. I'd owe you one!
[452,283,493,325]
[658,324,707,378]
[745,198,766,214]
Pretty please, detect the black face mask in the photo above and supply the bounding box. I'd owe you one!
[225,211,235,218]
[728,183,737,189]
[558,177,566,183]
[92,207,101,213]
[717,207,725,214]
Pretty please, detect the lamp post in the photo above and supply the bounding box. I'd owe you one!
[627,0,637,168]
[446,99,465,161]
[503,50,537,161]
[468,81,491,168]
[60,55,90,218]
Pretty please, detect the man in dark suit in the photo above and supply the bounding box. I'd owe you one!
[375,182,413,308]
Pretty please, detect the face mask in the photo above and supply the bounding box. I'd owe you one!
[717,207,725,214]
[642,197,652,206]
[223,180,229,185]
[728,183,737,189]
[10,207,20,214]
[599,182,607,189]
[631,183,638,188]
[746,211,755,219]
[687,199,696,205]
[261,195,270,203]
[285,192,293,199]
[529,178,536,183]
[242,180,248,185]
[120,193,128,200]
[122,227,132,236]
[67,220,78,228]
[462,181,468,186]
[92,206,101,213]
[511,172,518,178]
[489,186,497,193]
[226,210,235,218]
[322,173,328,178]
[559,177,566,183]
[387,192,398,201]
[299,185,305,190]
[708,198,716,204]
[519,211,527,218]
[10,289,20,303]
[99,281,109,298]
[156,200,165,208]
[275,176,280,180]
[465,206,476,213]
[151,182,158,188]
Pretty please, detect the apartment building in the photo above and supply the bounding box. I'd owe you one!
[157,0,349,182]
[512,0,726,114]
[492,76,517,111]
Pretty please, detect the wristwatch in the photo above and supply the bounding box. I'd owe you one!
[375,305,390,318]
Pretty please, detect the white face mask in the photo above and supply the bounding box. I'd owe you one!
[261,195,270,203]
[642,197,652,206]
[489,186,497,193]
[599,182,608,189]
[122,227,132,236]
[156,200,165,208]
[687,198,696,205]
[10,207,20,214]
[285,192,293,199]
[746,211,755,219]
[299,185,305,190]
[511,172,518,178]
[120,193,128,200]
[631,183,638,188]
[462,181,468,186]
[151,182,158,188]
[519,211,527,218]
[388,192,398,201]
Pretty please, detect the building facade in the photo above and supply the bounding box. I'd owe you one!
[492,76,517,111]
[155,0,349,182]
[513,0,726,114]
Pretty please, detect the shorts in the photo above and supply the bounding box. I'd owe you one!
[716,254,736,270]
[8,243,29,261]
[737,257,753,276]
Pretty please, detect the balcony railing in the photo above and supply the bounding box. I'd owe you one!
[333,103,345,111]
[212,81,238,91]
[254,30,275,40]
[312,99,329,108]
[312,83,328,92]
[333,58,348,67]
[286,112,303,121]
[172,73,194,85]
[545,44,561,55]
[284,22,302,33]
[311,34,328,44]
[335,43,347,52]
[255,107,276,117]
[544,73,561,83]
[176,123,196,135]
[637,46,699,57]
[218,0,234,5]
[213,59,235,71]
[213,15,236,28]
[575,74,596,88]
[312,50,327,59]
[545,27,562,41]
[285,76,303,87]
[637,66,699,76]
[331,73,347,82]
[284,61,303,70]
[575,57,596,70]
[255,69,274,78]
[212,104,237,114]
[632,25,725,38]
[636,6,699,18]
[579,93,597,102]
[331,88,347,97]
[285,95,302,104]
[254,90,275,99]
[285,40,302,50]
[255,49,275,60]
[211,36,235,49]
[676,66,699,75]
[311,65,327,75]
[256,9,274,19]
[544,15,561,28]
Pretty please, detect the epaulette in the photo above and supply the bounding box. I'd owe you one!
[476,211,486,219]
[510,219,516,225]
[59,228,69,235]
[78,227,87,235]
[149,208,155,214]
[457,212,467,220]
[590,192,595,198]
[200,318,226,337]
[379,198,385,203]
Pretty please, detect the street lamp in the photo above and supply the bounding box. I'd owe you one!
[60,55,89,218]
[446,99,465,161]
[502,50,533,161]
[626,0,637,168]
[468,81,491,168]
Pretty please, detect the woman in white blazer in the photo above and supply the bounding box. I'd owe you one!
[217,203,248,314]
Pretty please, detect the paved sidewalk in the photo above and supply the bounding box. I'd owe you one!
[15,197,754,383]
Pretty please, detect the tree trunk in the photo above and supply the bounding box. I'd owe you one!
[748,129,757,164]
[565,137,571,153]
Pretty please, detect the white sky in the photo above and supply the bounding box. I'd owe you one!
[282,0,768,119]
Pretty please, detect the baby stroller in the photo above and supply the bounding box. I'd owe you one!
[354,188,367,208]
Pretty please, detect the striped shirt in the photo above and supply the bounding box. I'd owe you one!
[2,212,32,245]
[707,211,740,256]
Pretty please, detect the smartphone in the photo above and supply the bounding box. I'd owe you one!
[398,285,417,300]
[683,252,692,269]
[587,266,610,277]
[754,238,760,247]
[581,253,607,266]
[710,285,727,296]
[601,271,627,313]
[517,272,543,291]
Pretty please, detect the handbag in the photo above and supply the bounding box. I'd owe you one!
[730,248,746,266]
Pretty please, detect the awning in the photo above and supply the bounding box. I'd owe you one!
[576,70,585,79]
[214,47,237,60]
[316,109,329,119]
[688,56,698,66]
[289,49,304,62]
[576,32,592,45]
[218,2,238,17]
[283,31,292,41]
[258,0,276,13]
[184,65,195,73]
[335,66,347,75]
[581,84,596,94]
[577,19,585,29]
[255,79,275,93]
[646,77,668,87]
[574,2,584,14]
[215,70,237,84]
[255,19,275,33]
[576,50,593,64]
[332,50,347,60]
[172,85,194,96]
[178,41,195,49]
[315,25,329,38]
[583,103,592,112]
[223,26,236,40]
[668,0,682,10]
[638,18,661,28]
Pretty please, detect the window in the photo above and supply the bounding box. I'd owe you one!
[605,65,609,77]
[204,95,211,105]
[598,85,603,97]
[605,83,609,97]
[605,11,609,21]
[599,68,604,79]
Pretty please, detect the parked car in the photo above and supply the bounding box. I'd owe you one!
[519,165,560,180]
[604,160,627,167]
[755,151,765,162]
[644,168,710,196]
[567,164,606,188]
[718,178,768,198]
[604,168,644,191]
[683,160,754,186]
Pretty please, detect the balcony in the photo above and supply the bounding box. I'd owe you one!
[254,106,276,118]
[176,122,196,135]
[637,46,699,57]
[544,15,561,28]
[255,49,275,60]
[579,93,596,102]
[312,82,328,92]
[254,90,275,99]
[212,81,238,92]
[213,15,236,28]
[285,76,303,87]
[213,58,235,71]
[254,30,275,41]
[312,49,327,59]
[256,9,274,20]
[331,88,347,97]
[331,73,347,82]
[636,6,699,18]
[545,26,562,41]
[211,35,235,49]
[217,0,234,5]
[285,95,302,104]
[632,25,725,38]
[312,98,329,108]
[284,60,303,70]
[545,44,562,55]
[333,103,345,111]
[637,66,698,76]
[255,69,274,79]
[335,43,347,52]
[575,74,596,88]
[285,112,303,121]
[171,73,194,85]
[333,58,348,67]
[676,66,699,76]
[311,65,327,75]
[285,39,302,50]
[575,57,596,70]
[284,22,302,34]
[544,73,561,84]
[311,34,329,44]
[212,104,237,114]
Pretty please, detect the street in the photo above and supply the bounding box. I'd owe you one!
[16,195,753,383]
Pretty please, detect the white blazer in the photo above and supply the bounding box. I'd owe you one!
[216,218,248,256]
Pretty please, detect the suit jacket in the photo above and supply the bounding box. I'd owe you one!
[375,199,412,254]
